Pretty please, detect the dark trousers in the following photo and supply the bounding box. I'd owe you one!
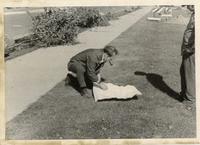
[68,61,92,89]
[180,53,195,101]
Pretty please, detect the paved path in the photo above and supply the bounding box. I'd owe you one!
[6,7,152,121]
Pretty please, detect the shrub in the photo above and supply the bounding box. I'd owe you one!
[31,7,110,47]
[74,7,110,28]
[5,6,140,58]
[4,35,15,56]
[105,12,119,20]
[31,8,79,47]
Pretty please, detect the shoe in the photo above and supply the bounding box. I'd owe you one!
[179,92,196,110]
[80,88,93,98]
[179,92,189,102]
[182,99,194,111]
[65,74,72,86]
[180,92,195,101]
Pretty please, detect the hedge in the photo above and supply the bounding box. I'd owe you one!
[31,7,110,47]
[5,7,139,58]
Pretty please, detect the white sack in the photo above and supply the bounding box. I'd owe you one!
[93,83,142,102]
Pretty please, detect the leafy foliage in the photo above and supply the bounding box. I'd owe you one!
[31,7,110,47]
[31,8,79,47]
[5,7,140,58]
[74,7,110,28]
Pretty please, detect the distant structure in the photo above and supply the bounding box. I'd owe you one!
[147,6,173,21]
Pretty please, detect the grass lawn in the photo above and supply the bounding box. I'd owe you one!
[6,12,196,139]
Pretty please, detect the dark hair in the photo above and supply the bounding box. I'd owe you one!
[103,45,118,57]
[187,5,194,12]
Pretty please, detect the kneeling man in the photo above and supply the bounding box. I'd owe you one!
[66,45,118,98]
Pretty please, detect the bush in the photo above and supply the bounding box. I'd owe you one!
[5,6,140,58]
[31,8,79,47]
[74,7,109,28]
[4,35,15,56]
[105,12,119,20]
[31,7,110,47]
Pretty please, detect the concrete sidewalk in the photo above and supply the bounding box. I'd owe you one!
[6,7,152,121]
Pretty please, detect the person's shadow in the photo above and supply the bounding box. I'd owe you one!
[134,71,183,102]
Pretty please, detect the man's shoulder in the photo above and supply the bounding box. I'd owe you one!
[82,48,103,55]
[85,49,103,61]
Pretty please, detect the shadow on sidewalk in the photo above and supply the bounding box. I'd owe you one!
[134,71,183,102]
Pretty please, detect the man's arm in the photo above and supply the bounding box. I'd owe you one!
[182,13,195,55]
[86,56,98,82]
[93,82,108,90]
[86,56,108,90]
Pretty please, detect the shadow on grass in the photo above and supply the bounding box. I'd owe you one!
[134,71,183,102]
[97,95,138,102]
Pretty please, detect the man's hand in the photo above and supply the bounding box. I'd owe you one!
[93,82,108,90]
[97,73,101,83]
[99,82,108,90]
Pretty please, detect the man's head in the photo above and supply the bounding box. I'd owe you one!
[182,5,194,12]
[103,45,118,65]
[187,5,194,12]
[103,45,118,56]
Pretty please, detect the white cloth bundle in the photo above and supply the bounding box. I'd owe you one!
[93,83,142,102]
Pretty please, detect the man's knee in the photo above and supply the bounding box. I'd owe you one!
[76,67,85,75]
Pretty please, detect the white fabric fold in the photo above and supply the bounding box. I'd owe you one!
[93,83,142,102]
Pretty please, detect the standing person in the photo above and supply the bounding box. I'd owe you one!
[65,45,118,98]
[180,5,195,105]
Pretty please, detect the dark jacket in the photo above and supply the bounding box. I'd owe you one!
[181,12,195,56]
[68,49,105,82]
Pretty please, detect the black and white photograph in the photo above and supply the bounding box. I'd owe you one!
[3,5,198,140]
